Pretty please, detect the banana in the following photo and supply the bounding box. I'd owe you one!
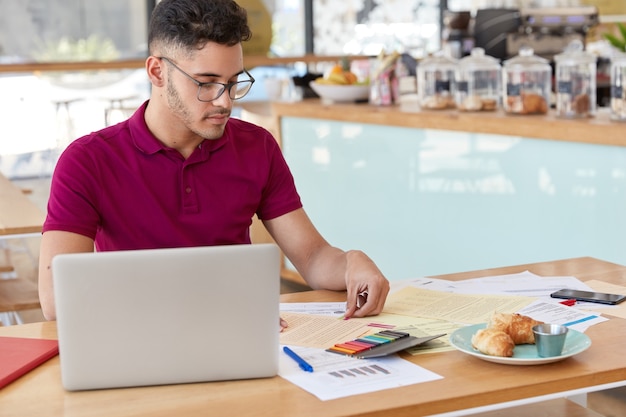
[314,77,335,85]
[326,72,349,85]
[315,68,360,86]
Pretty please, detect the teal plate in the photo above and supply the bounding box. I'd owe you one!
[449,323,592,365]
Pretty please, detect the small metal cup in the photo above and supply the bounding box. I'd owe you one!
[533,323,568,357]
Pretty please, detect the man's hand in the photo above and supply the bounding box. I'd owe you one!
[343,250,389,319]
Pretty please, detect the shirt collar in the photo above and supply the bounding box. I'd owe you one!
[130,100,228,156]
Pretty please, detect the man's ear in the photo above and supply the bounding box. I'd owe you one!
[146,56,166,87]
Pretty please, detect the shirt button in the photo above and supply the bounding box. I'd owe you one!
[185,187,192,194]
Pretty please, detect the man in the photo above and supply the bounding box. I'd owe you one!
[38,0,389,323]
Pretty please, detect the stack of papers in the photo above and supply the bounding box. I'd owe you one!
[279,271,626,400]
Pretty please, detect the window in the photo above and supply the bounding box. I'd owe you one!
[0,0,147,63]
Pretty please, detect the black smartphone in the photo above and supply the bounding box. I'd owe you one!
[550,289,626,305]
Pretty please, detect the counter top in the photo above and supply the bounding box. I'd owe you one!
[268,98,624,147]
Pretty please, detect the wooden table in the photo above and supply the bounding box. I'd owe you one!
[1,257,625,417]
[0,172,44,324]
[0,172,45,237]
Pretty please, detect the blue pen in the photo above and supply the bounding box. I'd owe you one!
[283,346,314,372]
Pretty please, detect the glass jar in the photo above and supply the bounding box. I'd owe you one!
[455,47,501,111]
[502,47,551,115]
[417,53,457,110]
[610,53,626,122]
[554,40,597,118]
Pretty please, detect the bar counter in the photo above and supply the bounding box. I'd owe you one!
[270,98,623,147]
[242,98,626,281]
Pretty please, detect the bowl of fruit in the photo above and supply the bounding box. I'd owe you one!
[309,65,369,103]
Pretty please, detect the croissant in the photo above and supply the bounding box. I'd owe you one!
[488,313,543,345]
[471,328,515,357]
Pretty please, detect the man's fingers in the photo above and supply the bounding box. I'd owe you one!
[279,317,288,332]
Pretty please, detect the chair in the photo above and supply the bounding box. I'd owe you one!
[0,247,14,274]
[103,95,139,126]
[250,215,309,292]
[51,97,83,149]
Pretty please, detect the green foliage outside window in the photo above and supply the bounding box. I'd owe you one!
[603,23,626,52]
[33,35,120,62]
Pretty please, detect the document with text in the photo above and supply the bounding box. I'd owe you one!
[383,287,534,324]
[279,344,443,401]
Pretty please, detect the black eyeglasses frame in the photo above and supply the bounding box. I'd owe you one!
[158,56,255,102]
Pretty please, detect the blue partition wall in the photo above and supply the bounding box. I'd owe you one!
[281,116,626,280]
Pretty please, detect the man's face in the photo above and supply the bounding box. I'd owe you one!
[164,42,246,140]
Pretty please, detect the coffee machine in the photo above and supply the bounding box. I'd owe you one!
[506,6,599,60]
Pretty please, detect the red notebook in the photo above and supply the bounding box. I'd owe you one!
[0,336,59,389]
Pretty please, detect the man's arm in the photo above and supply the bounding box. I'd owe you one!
[38,230,95,320]
[263,208,389,318]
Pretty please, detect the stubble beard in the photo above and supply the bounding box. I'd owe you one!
[166,78,228,140]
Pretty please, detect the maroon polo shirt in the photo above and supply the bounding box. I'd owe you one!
[43,101,302,251]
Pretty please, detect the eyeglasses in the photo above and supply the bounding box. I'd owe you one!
[158,57,255,102]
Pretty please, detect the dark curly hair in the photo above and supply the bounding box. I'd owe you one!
[148,0,252,56]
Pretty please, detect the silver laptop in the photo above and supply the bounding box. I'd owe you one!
[52,243,280,391]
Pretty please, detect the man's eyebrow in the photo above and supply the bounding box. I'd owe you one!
[195,69,245,78]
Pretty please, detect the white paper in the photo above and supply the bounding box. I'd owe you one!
[390,277,457,293]
[447,271,590,295]
[516,300,607,332]
[448,271,617,310]
[278,345,443,401]
[280,302,346,317]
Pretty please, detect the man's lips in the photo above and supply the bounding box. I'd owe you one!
[205,113,230,124]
